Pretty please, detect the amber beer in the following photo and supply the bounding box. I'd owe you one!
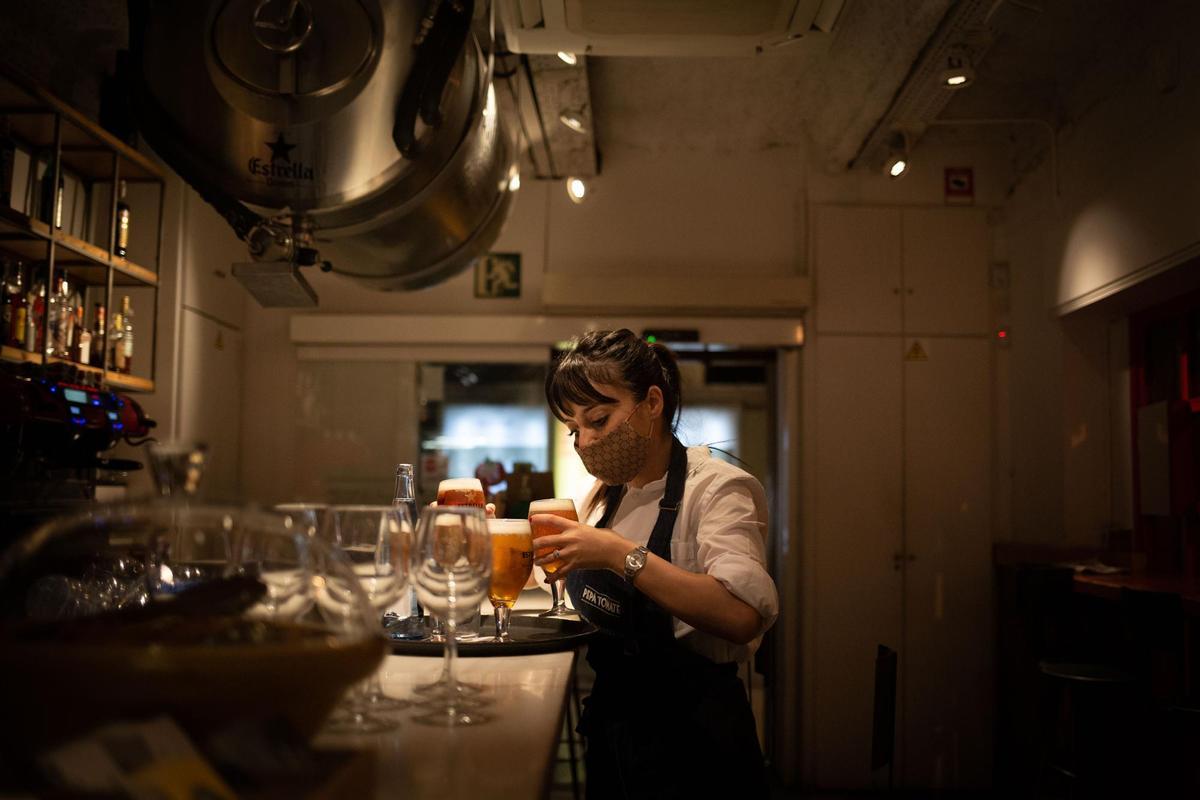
[437,477,486,508]
[487,519,534,608]
[528,498,578,575]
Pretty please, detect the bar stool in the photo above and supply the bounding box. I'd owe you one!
[1119,588,1200,795]
[1036,660,1137,799]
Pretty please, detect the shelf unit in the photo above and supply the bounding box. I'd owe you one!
[0,62,163,392]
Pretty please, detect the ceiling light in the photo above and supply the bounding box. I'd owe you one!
[940,51,975,89]
[557,51,578,66]
[558,110,587,134]
[883,131,909,179]
[566,177,587,203]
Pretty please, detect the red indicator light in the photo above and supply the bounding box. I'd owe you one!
[997,329,1008,339]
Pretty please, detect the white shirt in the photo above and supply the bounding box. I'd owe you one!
[577,446,779,665]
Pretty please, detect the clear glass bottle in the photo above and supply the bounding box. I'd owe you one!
[389,463,427,640]
[110,295,133,374]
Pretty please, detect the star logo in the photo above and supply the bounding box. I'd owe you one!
[266,132,295,164]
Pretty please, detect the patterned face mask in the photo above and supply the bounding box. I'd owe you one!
[574,403,650,486]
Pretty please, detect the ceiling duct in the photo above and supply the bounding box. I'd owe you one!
[850,0,999,172]
[129,0,518,306]
[498,0,845,56]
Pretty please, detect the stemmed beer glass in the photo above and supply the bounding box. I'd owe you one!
[486,519,534,641]
[529,498,578,617]
[412,505,491,726]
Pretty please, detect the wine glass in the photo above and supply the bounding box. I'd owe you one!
[529,498,579,617]
[321,505,412,723]
[274,503,327,538]
[411,505,492,726]
[486,519,533,641]
[238,516,313,620]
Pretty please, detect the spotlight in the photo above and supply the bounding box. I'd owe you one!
[558,110,587,134]
[557,51,578,66]
[566,177,587,203]
[883,131,909,179]
[941,50,975,89]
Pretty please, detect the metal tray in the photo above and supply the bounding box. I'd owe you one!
[386,613,597,657]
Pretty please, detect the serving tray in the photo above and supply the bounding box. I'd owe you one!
[386,613,597,657]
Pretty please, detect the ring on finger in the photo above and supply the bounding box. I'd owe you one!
[553,549,561,561]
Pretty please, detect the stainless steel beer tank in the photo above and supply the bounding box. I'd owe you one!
[133,0,516,293]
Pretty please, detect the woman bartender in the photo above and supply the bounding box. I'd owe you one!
[531,329,778,799]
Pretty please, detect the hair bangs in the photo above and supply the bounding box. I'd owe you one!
[546,353,620,421]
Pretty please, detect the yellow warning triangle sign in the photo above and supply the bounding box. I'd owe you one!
[905,341,928,362]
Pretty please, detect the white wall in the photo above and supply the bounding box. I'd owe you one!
[1001,1,1200,546]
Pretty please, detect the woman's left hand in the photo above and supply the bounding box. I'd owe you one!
[530,513,630,577]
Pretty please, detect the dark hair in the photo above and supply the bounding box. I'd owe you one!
[546,329,682,433]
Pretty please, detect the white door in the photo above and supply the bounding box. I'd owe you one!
[902,209,991,336]
[808,334,905,788]
[814,206,903,335]
[901,336,993,788]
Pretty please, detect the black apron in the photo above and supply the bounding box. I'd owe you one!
[566,439,769,799]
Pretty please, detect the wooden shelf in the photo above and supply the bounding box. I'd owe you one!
[0,65,165,182]
[1,344,42,364]
[111,256,157,287]
[104,372,154,393]
[0,206,157,287]
[47,355,103,376]
[1,62,162,396]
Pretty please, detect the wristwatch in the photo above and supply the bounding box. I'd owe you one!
[623,545,649,583]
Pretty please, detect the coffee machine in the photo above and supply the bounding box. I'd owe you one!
[0,361,155,538]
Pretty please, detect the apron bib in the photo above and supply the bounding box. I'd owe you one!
[566,439,768,799]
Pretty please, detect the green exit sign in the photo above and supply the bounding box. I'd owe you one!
[475,252,521,298]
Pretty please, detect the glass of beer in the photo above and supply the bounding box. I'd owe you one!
[528,498,577,617]
[486,519,534,641]
[437,477,486,508]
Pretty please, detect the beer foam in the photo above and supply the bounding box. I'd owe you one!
[435,512,465,527]
[529,498,576,514]
[488,518,531,535]
[439,477,484,491]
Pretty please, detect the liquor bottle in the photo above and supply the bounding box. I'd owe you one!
[89,303,106,368]
[46,274,63,357]
[1,260,13,344]
[66,279,82,358]
[76,305,91,365]
[38,156,63,228]
[7,262,26,348]
[115,180,131,258]
[110,295,133,374]
[25,270,45,354]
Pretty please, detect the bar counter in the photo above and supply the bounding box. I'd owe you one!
[1073,573,1200,615]
[317,650,575,798]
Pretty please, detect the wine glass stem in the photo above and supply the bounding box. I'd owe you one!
[444,613,459,712]
[494,605,511,640]
[553,578,566,609]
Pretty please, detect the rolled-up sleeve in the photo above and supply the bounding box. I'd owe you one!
[695,478,779,635]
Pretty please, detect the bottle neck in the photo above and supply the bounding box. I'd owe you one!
[392,464,416,505]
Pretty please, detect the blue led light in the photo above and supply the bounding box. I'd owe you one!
[113,423,124,430]
[71,417,85,426]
